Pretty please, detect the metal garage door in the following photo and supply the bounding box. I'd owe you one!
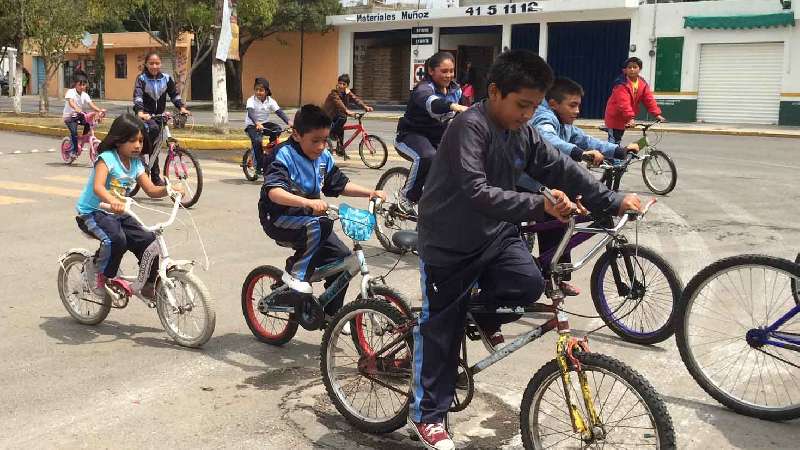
[697,42,783,124]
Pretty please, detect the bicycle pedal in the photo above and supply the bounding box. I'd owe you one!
[465,323,482,341]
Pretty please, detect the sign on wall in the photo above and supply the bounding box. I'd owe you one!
[411,26,436,86]
[330,2,542,25]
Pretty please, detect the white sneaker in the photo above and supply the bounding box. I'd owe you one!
[341,321,352,336]
[281,272,312,294]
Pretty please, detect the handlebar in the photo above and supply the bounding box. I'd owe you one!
[98,187,184,232]
[631,119,662,133]
[353,112,366,121]
[324,197,382,218]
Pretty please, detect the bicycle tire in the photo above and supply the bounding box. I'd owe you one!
[793,253,799,304]
[241,265,298,346]
[352,285,413,353]
[57,252,111,325]
[60,137,76,164]
[374,167,414,253]
[321,298,412,434]
[520,352,676,450]
[155,268,216,348]
[359,135,388,169]
[641,150,677,195]
[590,244,682,345]
[242,149,258,181]
[89,138,101,164]
[676,254,800,421]
[164,147,203,208]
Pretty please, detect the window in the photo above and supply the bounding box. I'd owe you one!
[115,54,127,79]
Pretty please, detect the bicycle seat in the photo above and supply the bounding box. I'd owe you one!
[392,231,418,253]
[75,216,99,241]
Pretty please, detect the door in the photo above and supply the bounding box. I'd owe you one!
[547,20,631,119]
[34,57,46,95]
[697,42,783,124]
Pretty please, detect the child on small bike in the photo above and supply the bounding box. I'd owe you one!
[133,52,191,185]
[410,50,642,450]
[63,71,106,157]
[530,76,640,296]
[604,57,665,143]
[259,105,385,316]
[245,77,292,175]
[323,74,373,157]
[75,113,183,299]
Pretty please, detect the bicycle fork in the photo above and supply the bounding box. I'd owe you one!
[556,332,604,441]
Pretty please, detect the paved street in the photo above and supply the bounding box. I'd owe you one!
[1,129,799,449]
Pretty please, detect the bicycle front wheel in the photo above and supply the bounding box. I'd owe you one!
[374,167,416,253]
[156,269,216,348]
[591,244,682,345]
[641,150,677,195]
[359,135,388,169]
[164,146,203,208]
[520,352,676,449]
[676,255,800,420]
[242,149,258,181]
[321,298,413,434]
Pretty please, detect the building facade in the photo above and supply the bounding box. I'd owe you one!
[329,0,800,125]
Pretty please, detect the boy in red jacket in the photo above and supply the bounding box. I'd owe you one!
[604,57,665,143]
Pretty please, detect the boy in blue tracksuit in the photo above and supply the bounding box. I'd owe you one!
[258,105,385,314]
[529,77,640,295]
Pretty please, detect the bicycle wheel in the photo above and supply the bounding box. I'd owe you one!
[641,150,677,195]
[241,265,298,346]
[591,244,682,345]
[242,149,258,181]
[57,252,111,325]
[520,352,676,450]
[164,146,203,208]
[89,138,101,164]
[792,253,799,304]
[359,135,388,169]
[321,298,413,434]
[60,137,76,164]
[352,285,413,354]
[676,255,800,420]
[155,268,216,348]
[374,167,416,253]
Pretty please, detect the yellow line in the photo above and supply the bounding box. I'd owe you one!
[0,195,35,205]
[0,181,81,198]
[44,175,88,184]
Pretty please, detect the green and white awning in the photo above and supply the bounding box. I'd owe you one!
[684,12,795,30]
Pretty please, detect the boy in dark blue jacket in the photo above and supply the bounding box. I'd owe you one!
[409,50,643,450]
[258,105,385,314]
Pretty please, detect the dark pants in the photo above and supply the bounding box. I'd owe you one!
[330,115,347,144]
[607,128,625,144]
[78,211,157,279]
[245,123,281,173]
[411,230,544,423]
[395,132,438,203]
[143,118,162,183]
[64,116,89,154]
[263,215,352,315]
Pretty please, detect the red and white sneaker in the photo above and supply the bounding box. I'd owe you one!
[409,418,454,450]
[489,331,505,347]
[560,282,581,297]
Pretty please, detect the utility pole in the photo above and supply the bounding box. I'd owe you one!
[212,0,229,134]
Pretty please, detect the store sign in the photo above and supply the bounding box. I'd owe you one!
[410,26,436,86]
[335,1,542,25]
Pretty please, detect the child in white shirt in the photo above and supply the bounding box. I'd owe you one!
[63,72,105,156]
[245,77,292,175]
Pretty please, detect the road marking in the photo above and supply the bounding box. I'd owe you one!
[201,168,244,177]
[0,195,35,205]
[0,181,81,198]
[12,150,22,154]
[30,149,39,153]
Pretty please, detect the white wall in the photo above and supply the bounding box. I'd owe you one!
[439,32,501,50]
[633,0,799,93]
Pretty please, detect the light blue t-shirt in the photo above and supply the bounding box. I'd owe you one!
[76,150,144,215]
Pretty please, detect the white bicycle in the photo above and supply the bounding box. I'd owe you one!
[57,191,215,348]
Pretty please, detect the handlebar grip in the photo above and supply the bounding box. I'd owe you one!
[99,202,112,211]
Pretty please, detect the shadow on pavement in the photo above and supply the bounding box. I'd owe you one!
[39,315,176,348]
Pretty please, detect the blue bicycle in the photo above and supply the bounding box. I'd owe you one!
[676,253,800,420]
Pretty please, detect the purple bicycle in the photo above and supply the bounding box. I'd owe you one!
[676,253,800,420]
[519,199,682,345]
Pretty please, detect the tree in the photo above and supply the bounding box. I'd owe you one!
[0,0,26,112]
[25,0,88,115]
[130,0,216,98]
[227,0,341,106]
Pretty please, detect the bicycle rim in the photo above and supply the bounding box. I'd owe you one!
[642,153,675,194]
[682,262,800,415]
[166,148,202,207]
[156,272,214,346]
[326,306,411,425]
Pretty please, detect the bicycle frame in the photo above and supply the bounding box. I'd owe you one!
[142,115,174,173]
[752,303,800,352]
[339,120,366,150]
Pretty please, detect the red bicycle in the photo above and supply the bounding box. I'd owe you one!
[328,112,388,169]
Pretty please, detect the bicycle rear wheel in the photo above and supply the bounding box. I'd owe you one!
[641,150,677,195]
[374,167,416,253]
[241,149,258,181]
[164,146,203,208]
[321,298,412,434]
[591,244,682,345]
[676,255,800,420]
[359,135,388,169]
[520,352,675,449]
[155,268,216,348]
[241,265,298,346]
[57,252,111,325]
